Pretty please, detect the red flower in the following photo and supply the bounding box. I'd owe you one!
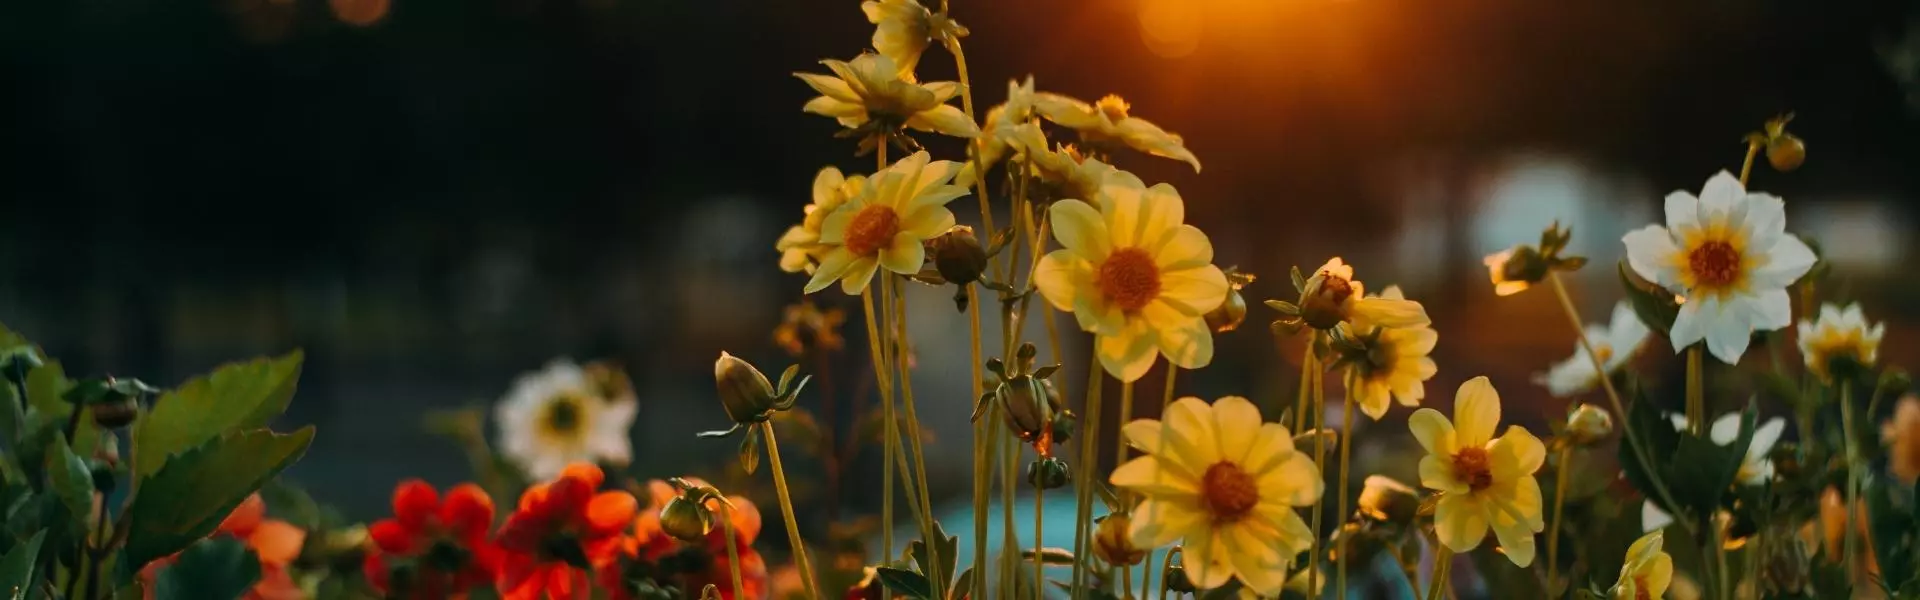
[361,480,501,599]
[602,479,768,600]
[495,463,638,600]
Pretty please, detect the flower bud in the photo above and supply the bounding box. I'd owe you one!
[930,225,988,286]
[1564,403,1614,447]
[1298,273,1354,331]
[659,496,714,542]
[1163,562,1196,593]
[1356,475,1418,525]
[1766,134,1805,172]
[1093,514,1145,566]
[998,376,1054,443]
[1204,287,1247,333]
[714,352,778,424]
[1025,456,1070,490]
[90,396,139,430]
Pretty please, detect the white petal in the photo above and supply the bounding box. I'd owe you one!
[1750,234,1816,289]
[1748,417,1786,460]
[1751,288,1792,332]
[1622,225,1682,290]
[1663,190,1701,233]
[1698,171,1744,214]
[1703,296,1754,364]
[1669,296,1711,355]
[1642,500,1673,532]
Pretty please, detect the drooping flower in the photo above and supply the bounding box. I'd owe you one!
[776,167,867,274]
[1797,303,1884,383]
[1621,171,1817,364]
[1295,257,1429,331]
[1032,92,1201,172]
[1883,395,1920,483]
[1110,396,1321,595]
[1609,530,1674,600]
[1482,221,1582,296]
[495,359,638,480]
[804,151,969,295]
[1534,301,1651,397]
[1482,248,1538,297]
[495,463,639,600]
[795,53,979,140]
[1339,285,1438,420]
[860,0,966,77]
[143,494,307,600]
[1409,377,1547,567]
[1642,412,1786,531]
[1033,183,1228,381]
[363,481,502,599]
[1007,122,1144,205]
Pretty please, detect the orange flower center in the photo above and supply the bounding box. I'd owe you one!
[1687,240,1741,288]
[1633,578,1652,600]
[1097,247,1161,312]
[844,205,901,257]
[1452,447,1495,492]
[1201,461,1259,522]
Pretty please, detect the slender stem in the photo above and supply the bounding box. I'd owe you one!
[1001,425,1020,599]
[1033,484,1046,600]
[1071,363,1105,598]
[1115,382,1136,467]
[1120,564,1133,600]
[1686,346,1705,436]
[1337,368,1354,600]
[1546,445,1572,592]
[859,287,897,559]
[1546,273,1696,536]
[1157,547,1183,600]
[1712,525,1731,600]
[1307,356,1326,597]
[722,503,746,599]
[1295,332,1317,434]
[945,38,998,252]
[1737,140,1761,187]
[891,277,945,596]
[760,422,821,599]
[1841,378,1861,582]
[968,286,991,596]
[1426,546,1454,600]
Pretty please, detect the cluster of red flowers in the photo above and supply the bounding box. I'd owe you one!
[360,463,768,600]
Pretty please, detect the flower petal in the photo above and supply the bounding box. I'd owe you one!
[1419,455,1466,494]
[1751,234,1816,289]
[1109,455,1200,498]
[793,73,859,103]
[441,483,496,538]
[1181,525,1234,591]
[1050,199,1112,261]
[249,520,307,566]
[903,205,957,238]
[1488,479,1543,567]
[1154,264,1229,316]
[1127,498,1206,549]
[1239,423,1299,476]
[1642,500,1674,532]
[1154,315,1214,371]
[878,232,925,274]
[805,248,856,294]
[1622,225,1682,290]
[1453,377,1501,448]
[1488,425,1547,482]
[392,480,440,530]
[801,96,865,119]
[1409,408,1457,456]
[1224,524,1287,595]
[1257,452,1324,507]
[839,257,881,295]
[1152,224,1214,271]
[1035,251,1090,312]
[1663,190,1701,234]
[1703,296,1754,364]
[1211,396,1263,464]
[1434,493,1489,554]
[1097,323,1159,382]
[586,492,640,535]
[905,104,981,138]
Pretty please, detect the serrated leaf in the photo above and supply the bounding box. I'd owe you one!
[875,566,933,599]
[1618,261,1678,335]
[133,352,304,480]
[1017,547,1077,565]
[154,538,261,600]
[904,521,957,591]
[739,426,762,475]
[46,434,93,537]
[0,529,43,598]
[123,427,315,571]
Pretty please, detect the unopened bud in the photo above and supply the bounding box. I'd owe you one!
[714,352,778,424]
[1299,273,1354,330]
[1025,456,1070,490]
[930,225,988,286]
[1204,288,1248,333]
[91,396,139,430]
[1564,404,1614,446]
[998,376,1054,443]
[660,496,713,542]
[1879,368,1911,399]
[1356,475,1418,525]
[1093,515,1145,566]
[1766,135,1805,172]
[1164,562,1196,593]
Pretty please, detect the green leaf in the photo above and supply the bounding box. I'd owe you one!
[738,426,762,475]
[123,427,315,571]
[1618,261,1678,335]
[874,566,933,599]
[0,530,43,599]
[1665,403,1755,521]
[1017,547,1076,566]
[45,434,93,537]
[948,566,974,600]
[1869,474,1918,588]
[905,521,958,590]
[154,538,261,600]
[1617,387,1682,514]
[0,384,21,476]
[255,480,322,531]
[133,352,304,480]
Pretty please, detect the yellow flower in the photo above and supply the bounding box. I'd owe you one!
[771,300,847,357]
[1010,122,1144,204]
[1298,257,1429,331]
[1033,183,1227,381]
[1344,286,1438,419]
[1610,530,1674,600]
[1409,377,1547,566]
[804,151,969,295]
[494,359,638,479]
[861,0,966,77]
[1796,302,1883,383]
[1032,92,1201,172]
[1482,248,1533,296]
[1110,396,1321,595]
[776,166,867,273]
[795,53,979,139]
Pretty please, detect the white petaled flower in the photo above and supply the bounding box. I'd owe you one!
[1534,301,1651,398]
[776,166,867,273]
[805,151,968,295]
[1033,182,1228,382]
[1032,92,1201,172]
[1621,171,1817,364]
[1797,303,1884,383]
[1640,412,1787,531]
[1346,286,1439,420]
[1110,396,1321,596]
[494,359,638,480]
[795,53,980,139]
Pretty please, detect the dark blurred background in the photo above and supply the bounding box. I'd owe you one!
[3,0,1920,523]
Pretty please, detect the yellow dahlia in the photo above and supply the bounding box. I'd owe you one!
[776,166,867,273]
[1344,285,1438,419]
[804,151,968,295]
[1032,92,1200,172]
[1609,530,1674,600]
[795,53,979,139]
[1298,257,1429,331]
[1410,376,1547,566]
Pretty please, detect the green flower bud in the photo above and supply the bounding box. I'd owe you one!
[91,396,139,430]
[659,495,713,542]
[1204,287,1248,333]
[930,225,988,286]
[714,352,777,424]
[1026,456,1071,490]
[999,375,1054,444]
[1564,403,1614,447]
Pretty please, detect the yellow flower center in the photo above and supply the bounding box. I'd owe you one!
[1201,461,1259,522]
[1098,247,1162,312]
[1452,447,1495,492]
[844,205,901,257]
[1687,240,1742,289]
[1096,95,1130,121]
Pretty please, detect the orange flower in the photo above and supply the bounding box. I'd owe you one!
[494,463,638,600]
[362,480,502,599]
[141,493,307,600]
[603,479,768,600]
[1883,395,1920,483]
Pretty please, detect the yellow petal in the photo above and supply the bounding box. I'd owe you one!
[1453,376,1501,448]
[1210,396,1263,464]
[921,81,963,103]
[1408,408,1457,456]
[1117,117,1202,172]
[1099,184,1147,248]
[1357,377,1392,420]
[1238,422,1298,476]
[838,257,880,295]
[1351,297,1431,329]
[1032,92,1101,129]
[905,104,981,138]
[1489,425,1547,482]
[1644,553,1675,597]
[1223,524,1288,595]
[804,248,856,294]
[1097,323,1159,382]
[1153,224,1214,271]
[1109,455,1200,498]
[878,232,924,274]
[1181,526,1234,591]
[1034,251,1089,312]
[1049,199,1112,261]
[812,166,847,204]
[1162,396,1223,466]
[902,205,957,238]
[1257,452,1323,507]
[1127,498,1205,550]
[802,96,865,119]
[1075,291,1125,336]
[1257,500,1316,554]
[1154,264,1229,316]
[794,72,859,103]
[1434,493,1489,554]
[1153,315,1214,370]
[1487,478,1544,567]
[1419,454,1467,494]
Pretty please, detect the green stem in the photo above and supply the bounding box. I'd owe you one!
[1115,380,1136,469]
[1308,354,1326,597]
[1337,368,1354,600]
[891,276,945,596]
[1002,427,1019,599]
[968,286,991,598]
[1546,445,1571,592]
[1841,378,1861,583]
[1157,546,1182,600]
[1737,140,1761,187]
[1547,273,1696,537]
[1426,546,1453,600]
[722,503,746,599]
[1295,332,1318,434]
[1687,345,1705,437]
[1071,362,1105,598]
[761,422,820,599]
[944,37,998,262]
[1033,483,1046,600]
[859,286,897,560]
[1713,526,1731,600]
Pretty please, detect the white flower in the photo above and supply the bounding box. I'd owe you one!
[1534,301,1651,397]
[1640,412,1786,531]
[795,53,980,139]
[1797,302,1884,383]
[1621,171,1817,364]
[495,359,638,480]
[1032,92,1201,172]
